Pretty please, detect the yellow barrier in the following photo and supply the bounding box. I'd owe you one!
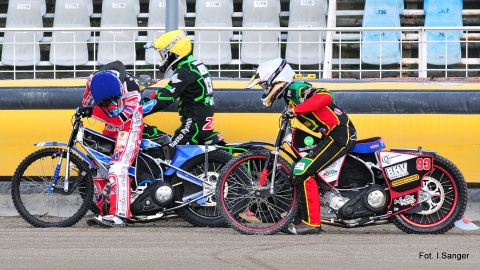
[1,110,479,183]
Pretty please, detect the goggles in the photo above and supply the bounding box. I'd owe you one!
[98,95,123,118]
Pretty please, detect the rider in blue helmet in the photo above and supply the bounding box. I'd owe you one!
[90,70,125,118]
[76,61,144,227]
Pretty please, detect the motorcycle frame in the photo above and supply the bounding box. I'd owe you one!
[34,115,223,214]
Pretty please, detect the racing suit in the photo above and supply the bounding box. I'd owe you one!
[82,71,144,219]
[144,55,223,147]
[285,81,357,227]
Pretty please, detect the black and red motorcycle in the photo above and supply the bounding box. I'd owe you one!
[215,108,468,235]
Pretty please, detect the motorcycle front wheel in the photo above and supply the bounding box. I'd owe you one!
[11,148,93,227]
[392,154,468,234]
[216,149,297,235]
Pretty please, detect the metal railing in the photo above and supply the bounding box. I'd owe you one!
[0,25,479,80]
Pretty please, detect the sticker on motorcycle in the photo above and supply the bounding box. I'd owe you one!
[385,162,408,180]
[391,174,420,187]
[394,194,416,206]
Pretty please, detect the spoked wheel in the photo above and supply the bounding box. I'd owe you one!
[11,148,94,227]
[173,150,233,227]
[393,155,467,234]
[216,149,297,235]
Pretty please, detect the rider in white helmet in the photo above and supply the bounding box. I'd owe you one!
[245,58,357,235]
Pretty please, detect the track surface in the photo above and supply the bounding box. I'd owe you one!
[0,215,478,269]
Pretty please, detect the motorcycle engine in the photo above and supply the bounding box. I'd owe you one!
[337,184,388,219]
[131,181,174,215]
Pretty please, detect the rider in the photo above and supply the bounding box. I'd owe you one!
[76,61,144,227]
[142,29,224,148]
[245,58,357,235]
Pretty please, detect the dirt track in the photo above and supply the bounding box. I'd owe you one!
[0,215,479,270]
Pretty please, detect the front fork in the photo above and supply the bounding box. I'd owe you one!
[257,146,280,195]
[50,148,71,193]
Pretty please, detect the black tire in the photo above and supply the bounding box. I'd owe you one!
[392,154,467,234]
[172,149,233,227]
[215,149,297,235]
[11,148,94,227]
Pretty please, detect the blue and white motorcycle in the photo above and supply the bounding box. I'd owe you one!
[10,111,232,227]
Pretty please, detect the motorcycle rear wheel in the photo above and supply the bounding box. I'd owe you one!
[11,148,93,227]
[173,149,233,227]
[216,149,297,235]
[392,154,467,234]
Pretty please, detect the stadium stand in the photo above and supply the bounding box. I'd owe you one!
[97,0,138,65]
[2,0,480,79]
[193,0,234,65]
[360,0,401,65]
[424,0,463,65]
[145,0,187,65]
[240,0,281,65]
[1,0,44,66]
[285,0,327,66]
[49,0,91,66]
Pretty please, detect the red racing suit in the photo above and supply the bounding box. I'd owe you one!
[286,81,357,227]
[82,72,144,219]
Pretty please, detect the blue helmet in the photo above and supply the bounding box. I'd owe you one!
[90,70,124,117]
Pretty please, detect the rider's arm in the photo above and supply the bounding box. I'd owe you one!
[292,90,334,116]
[143,68,192,116]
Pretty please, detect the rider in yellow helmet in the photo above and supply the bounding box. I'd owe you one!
[143,30,224,148]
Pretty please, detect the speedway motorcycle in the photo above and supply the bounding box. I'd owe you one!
[215,108,468,235]
[10,112,233,228]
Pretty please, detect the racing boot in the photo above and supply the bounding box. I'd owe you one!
[287,222,323,235]
[94,214,126,227]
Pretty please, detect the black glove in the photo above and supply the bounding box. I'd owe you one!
[76,106,93,118]
[141,97,151,105]
[284,108,295,119]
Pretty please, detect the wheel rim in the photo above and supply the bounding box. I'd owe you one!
[185,161,223,219]
[399,165,458,227]
[220,155,295,233]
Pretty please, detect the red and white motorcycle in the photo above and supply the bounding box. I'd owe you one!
[215,108,475,235]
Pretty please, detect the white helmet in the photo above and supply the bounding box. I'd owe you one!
[245,58,295,107]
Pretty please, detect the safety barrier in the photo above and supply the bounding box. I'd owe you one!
[1,79,480,183]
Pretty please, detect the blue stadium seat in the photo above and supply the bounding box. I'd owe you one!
[424,0,463,65]
[425,22,462,66]
[361,0,401,65]
[397,0,404,15]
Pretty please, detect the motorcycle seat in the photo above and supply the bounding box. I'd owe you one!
[351,137,386,154]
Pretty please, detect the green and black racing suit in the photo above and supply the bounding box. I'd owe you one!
[143,55,224,147]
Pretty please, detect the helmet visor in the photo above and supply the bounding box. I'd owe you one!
[261,82,287,107]
[98,96,124,118]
